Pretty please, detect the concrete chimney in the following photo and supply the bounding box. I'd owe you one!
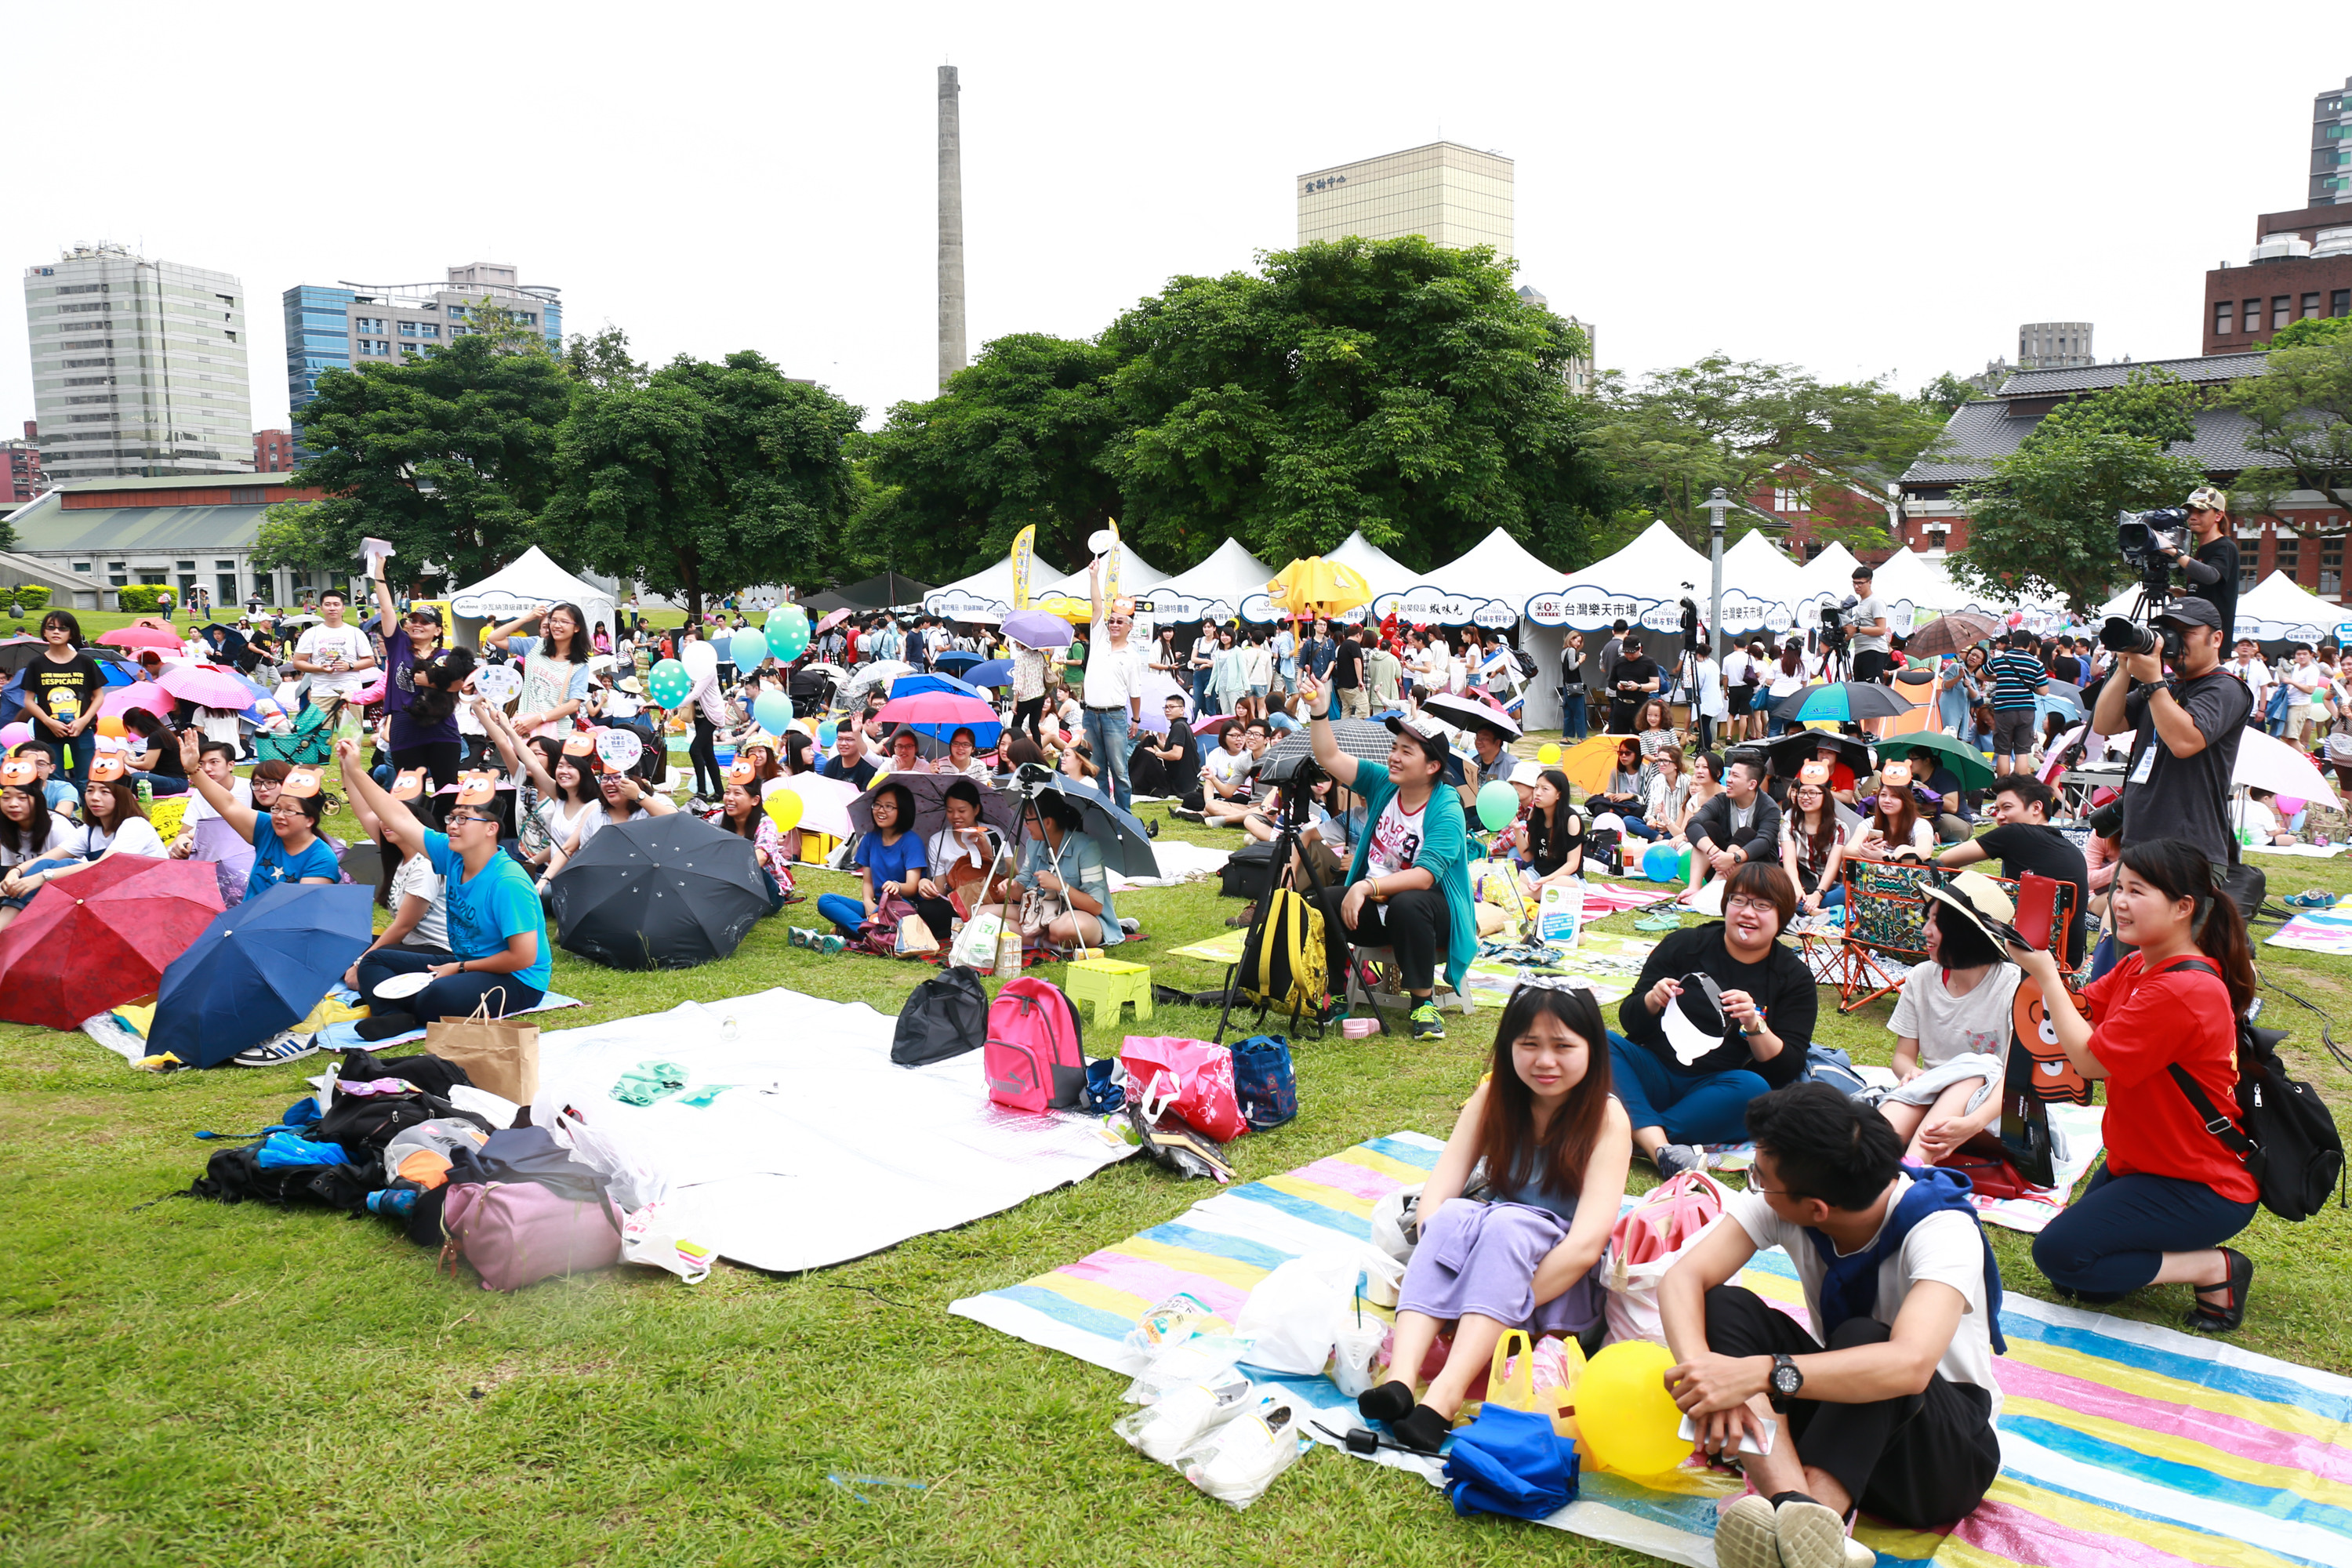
[938,65,966,391]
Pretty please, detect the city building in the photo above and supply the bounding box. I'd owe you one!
[2201,204,2352,353]
[2,421,42,506]
[1297,142,1513,260]
[1515,286,1597,396]
[21,245,253,484]
[2018,322,2094,369]
[1,471,332,611]
[1747,462,1903,559]
[281,262,563,449]
[252,429,293,472]
[1900,353,2352,599]
[2314,76,2350,206]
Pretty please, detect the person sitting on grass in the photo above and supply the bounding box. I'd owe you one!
[1780,762,1847,916]
[1847,761,1934,861]
[339,742,551,1040]
[0,760,72,931]
[909,776,1003,937]
[706,762,793,912]
[339,764,452,982]
[1614,860,1814,1177]
[1588,737,1650,822]
[972,789,1123,951]
[816,779,924,942]
[2009,837,2263,1333]
[1357,981,1632,1453]
[1201,720,1270,827]
[1660,1082,2005,1564]
[1521,768,1585,887]
[1686,753,1783,898]
[174,731,339,903]
[1878,873,2021,1167]
[5,740,78,817]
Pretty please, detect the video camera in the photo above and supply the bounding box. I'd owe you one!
[2102,506,2194,662]
[1817,593,1858,646]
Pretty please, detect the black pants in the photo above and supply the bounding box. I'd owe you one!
[1693,715,1715,753]
[1013,695,1044,741]
[1851,648,1890,684]
[690,711,721,798]
[909,892,957,941]
[1316,884,1447,996]
[1703,1284,1998,1529]
[390,739,464,794]
[2031,1162,2257,1301]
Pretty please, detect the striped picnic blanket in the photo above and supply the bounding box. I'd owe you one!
[952,1131,2352,1568]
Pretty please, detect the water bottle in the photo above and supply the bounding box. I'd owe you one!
[137,777,153,807]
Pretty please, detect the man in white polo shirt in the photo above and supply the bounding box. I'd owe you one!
[1083,557,1147,810]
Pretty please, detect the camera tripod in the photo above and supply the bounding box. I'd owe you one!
[1212,793,1333,1046]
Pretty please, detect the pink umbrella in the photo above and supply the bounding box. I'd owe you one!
[771,771,860,838]
[158,663,257,710]
[874,691,998,728]
[99,626,183,652]
[815,608,852,633]
[96,682,172,719]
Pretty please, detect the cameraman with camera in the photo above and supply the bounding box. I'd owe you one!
[2157,487,2239,643]
[2090,597,2250,874]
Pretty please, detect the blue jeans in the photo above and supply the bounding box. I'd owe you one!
[817,891,869,936]
[1083,706,1134,810]
[34,734,93,789]
[1608,1031,1770,1146]
[127,770,188,797]
[1189,668,1214,714]
[1,855,82,910]
[1561,688,1588,741]
[1620,818,1665,842]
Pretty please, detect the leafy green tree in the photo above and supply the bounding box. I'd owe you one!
[858,333,1125,580]
[1100,238,1608,570]
[289,333,575,587]
[2219,335,2352,518]
[2253,315,2352,351]
[563,325,649,391]
[1584,355,1949,551]
[541,350,862,625]
[1949,370,2207,615]
[1918,372,1979,417]
[249,502,347,577]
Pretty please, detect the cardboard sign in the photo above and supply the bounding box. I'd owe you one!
[471,663,524,704]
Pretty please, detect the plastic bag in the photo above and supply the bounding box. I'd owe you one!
[1231,1246,1389,1376]
[949,913,1001,971]
[1120,1035,1250,1143]
[1501,1332,1587,1436]
[1603,1170,1734,1346]
[1122,1291,1221,1364]
[548,1107,667,1213]
[1113,1370,1256,1463]
[1121,1338,1257,1405]
[620,1201,715,1285]
[1331,1316,1390,1398]
[1176,1392,1305,1509]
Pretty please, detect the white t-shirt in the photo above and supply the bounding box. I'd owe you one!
[296,622,375,701]
[1365,795,1428,877]
[538,796,600,851]
[2232,797,2283,840]
[1730,1180,2002,1418]
[388,850,451,951]
[0,819,71,870]
[182,777,252,826]
[1203,746,1254,798]
[2227,657,2272,702]
[67,816,166,860]
[1767,662,1807,699]
[1888,960,2022,1069]
[1722,649,1753,690]
[1847,815,1936,855]
[1849,593,1889,655]
[1695,657,1726,720]
[1082,638,1147,710]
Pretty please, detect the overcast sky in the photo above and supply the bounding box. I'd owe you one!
[8,1,2344,440]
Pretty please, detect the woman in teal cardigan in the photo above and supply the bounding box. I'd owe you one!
[1297,667,1479,1039]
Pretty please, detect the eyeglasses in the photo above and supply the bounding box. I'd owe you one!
[1724,896,1780,916]
[446,811,495,827]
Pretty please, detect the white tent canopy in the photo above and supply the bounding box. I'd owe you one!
[2102,570,2347,647]
[1404,526,1559,630]
[923,543,1171,624]
[1719,529,1811,633]
[1236,528,1420,623]
[1521,520,1749,637]
[446,546,617,648]
[1145,536,1274,624]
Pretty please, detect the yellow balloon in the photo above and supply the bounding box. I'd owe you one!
[96,714,127,739]
[1572,1340,1690,1476]
[763,791,804,833]
[1537,742,1562,764]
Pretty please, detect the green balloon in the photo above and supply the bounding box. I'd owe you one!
[1476,780,1519,832]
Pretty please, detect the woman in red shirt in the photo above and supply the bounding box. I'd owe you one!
[2010,837,2260,1330]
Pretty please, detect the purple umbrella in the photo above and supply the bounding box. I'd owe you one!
[1002,610,1074,649]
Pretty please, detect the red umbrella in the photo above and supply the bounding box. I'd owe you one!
[0,856,226,1029]
[99,626,183,652]
[158,663,256,709]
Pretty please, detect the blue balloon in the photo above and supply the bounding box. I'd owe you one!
[1642,842,1680,884]
[728,628,769,671]
[817,720,838,749]
[765,607,810,661]
[752,691,793,736]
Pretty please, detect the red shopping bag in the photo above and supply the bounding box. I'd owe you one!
[1119,1035,1249,1143]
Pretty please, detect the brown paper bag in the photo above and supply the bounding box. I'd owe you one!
[423,988,539,1104]
[896,914,941,956]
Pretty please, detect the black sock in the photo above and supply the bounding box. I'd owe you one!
[1391,1403,1450,1454]
[1769,1490,1822,1511]
[355,1011,419,1041]
[1357,1379,1414,1423]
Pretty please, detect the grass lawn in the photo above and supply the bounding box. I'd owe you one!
[6,742,2352,1566]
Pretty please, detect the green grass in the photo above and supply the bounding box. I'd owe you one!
[5,753,2352,1566]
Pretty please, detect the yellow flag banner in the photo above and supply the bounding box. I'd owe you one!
[1009,525,1036,611]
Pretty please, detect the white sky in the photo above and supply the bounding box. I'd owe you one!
[7,1,2344,440]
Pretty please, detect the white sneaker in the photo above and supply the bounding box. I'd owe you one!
[1713,1495,1780,1568]
[233,1031,321,1068]
[1774,1497,1860,1568]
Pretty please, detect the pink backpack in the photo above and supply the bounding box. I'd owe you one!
[984,976,1086,1112]
[441,1181,623,1291]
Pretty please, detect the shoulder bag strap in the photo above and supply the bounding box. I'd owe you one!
[2154,956,2258,1161]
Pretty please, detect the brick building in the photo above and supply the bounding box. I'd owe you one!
[252,429,293,472]
[1900,353,2352,604]
[2201,204,2352,354]
[2,420,42,506]
[1748,463,1904,559]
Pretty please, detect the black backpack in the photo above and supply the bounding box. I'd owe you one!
[2161,959,2347,1221]
[1221,839,1279,902]
[893,967,989,1065]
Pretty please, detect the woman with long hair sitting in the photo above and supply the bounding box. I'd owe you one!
[815,779,925,943]
[1848,760,1934,862]
[2013,837,2264,1331]
[1780,761,1848,915]
[1880,873,2022,1165]
[706,761,794,911]
[1588,737,1650,822]
[340,764,454,985]
[1357,982,1632,1451]
[0,760,74,932]
[1523,768,1584,887]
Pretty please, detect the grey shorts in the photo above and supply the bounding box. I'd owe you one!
[1991,708,2038,756]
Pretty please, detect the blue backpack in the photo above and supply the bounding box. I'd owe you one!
[1230,1035,1298,1130]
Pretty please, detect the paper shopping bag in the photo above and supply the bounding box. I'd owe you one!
[423,989,539,1104]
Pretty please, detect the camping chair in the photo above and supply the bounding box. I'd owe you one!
[1808,858,2034,1014]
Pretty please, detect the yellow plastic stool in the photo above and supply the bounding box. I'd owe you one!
[1065,956,1153,1028]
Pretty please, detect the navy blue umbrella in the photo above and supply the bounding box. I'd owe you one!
[149,883,376,1067]
[931,650,984,676]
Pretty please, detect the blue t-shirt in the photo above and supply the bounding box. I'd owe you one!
[247,813,343,902]
[856,829,927,892]
[424,829,553,993]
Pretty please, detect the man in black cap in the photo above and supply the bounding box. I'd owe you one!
[2089,596,2249,873]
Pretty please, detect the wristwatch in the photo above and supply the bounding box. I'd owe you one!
[1768,1352,1803,1410]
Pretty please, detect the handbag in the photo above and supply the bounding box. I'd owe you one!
[1120,1035,1250,1142]
[1229,1034,1298,1130]
[423,988,539,1105]
[1018,884,1066,937]
[896,913,941,955]
[1442,1330,1578,1519]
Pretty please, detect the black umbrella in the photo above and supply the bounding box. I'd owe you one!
[547,814,771,971]
[1769,681,1911,722]
[1007,771,1160,877]
[1762,729,1875,779]
[848,770,1020,840]
[1421,691,1523,740]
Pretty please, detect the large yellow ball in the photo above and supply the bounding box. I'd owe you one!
[1537,742,1563,764]
[1573,1340,1691,1476]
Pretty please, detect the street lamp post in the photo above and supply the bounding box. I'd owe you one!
[1704,485,1731,655]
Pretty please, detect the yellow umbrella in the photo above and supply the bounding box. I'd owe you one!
[1556,733,1641,797]
[1265,557,1374,620]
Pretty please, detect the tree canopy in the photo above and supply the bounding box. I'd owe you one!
[2221,333,2352,518]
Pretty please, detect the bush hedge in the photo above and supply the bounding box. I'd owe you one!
[2,585,51,612]
[114,585,164,612]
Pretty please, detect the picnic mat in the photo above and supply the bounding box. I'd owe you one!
[526,987,1134,1272]
[2249,841,2349,858]
[2266,898,2352,955]
[1108,838,1228,891]
[76,990,587,1066]
[1584,877,1680,918]
[1461,930,1661,1011]
[952,1130,2352,1568]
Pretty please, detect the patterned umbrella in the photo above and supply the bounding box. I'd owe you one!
[1903,611,2004,660]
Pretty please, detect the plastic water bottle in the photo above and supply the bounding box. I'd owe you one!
[719,1015,739,1044]
[137,777,153,807]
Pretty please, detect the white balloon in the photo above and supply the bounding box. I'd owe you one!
[681,638,720,681]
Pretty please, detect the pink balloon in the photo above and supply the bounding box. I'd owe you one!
[2278,797,2307,817]
[0,721,29,750]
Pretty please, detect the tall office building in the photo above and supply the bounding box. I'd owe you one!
[282,262,563,450]
[1297,142,1514,260]
[22,245,252,482]
[2018,321,2094,369]
[2316,77,2351,205]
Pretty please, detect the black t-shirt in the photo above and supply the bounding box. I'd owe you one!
[2051,655,2082,686]
[1617,924,1815,1084]
[1527,808,1584,878]
[2187,537,2240,644]
[1153,720,1197,775]
[1331,640,1366,690]
[1611,658,1660,703]
[1978,822,2089,966]
[822,755,878,790]
[2120,667,2251,867]
[26,652,102,732]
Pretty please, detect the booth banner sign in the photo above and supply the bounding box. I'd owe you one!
[1370,586,1518,629]
[1009,524,1036,612]
[924,590,1009,622]
[1889,598,1918,637]
[1145,593,1232,624]
[2336,622,2352,644]
[1241,592,1365,625]
[1522,589,1647,629]
[1472,601,1518,630]
[452,591,555,620]
[1527,585,1806,635]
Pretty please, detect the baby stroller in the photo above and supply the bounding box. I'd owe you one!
[252,695,339,764]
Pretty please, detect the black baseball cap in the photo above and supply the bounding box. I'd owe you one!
[2154,599,2223,631]
[1383,713,1451,764]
